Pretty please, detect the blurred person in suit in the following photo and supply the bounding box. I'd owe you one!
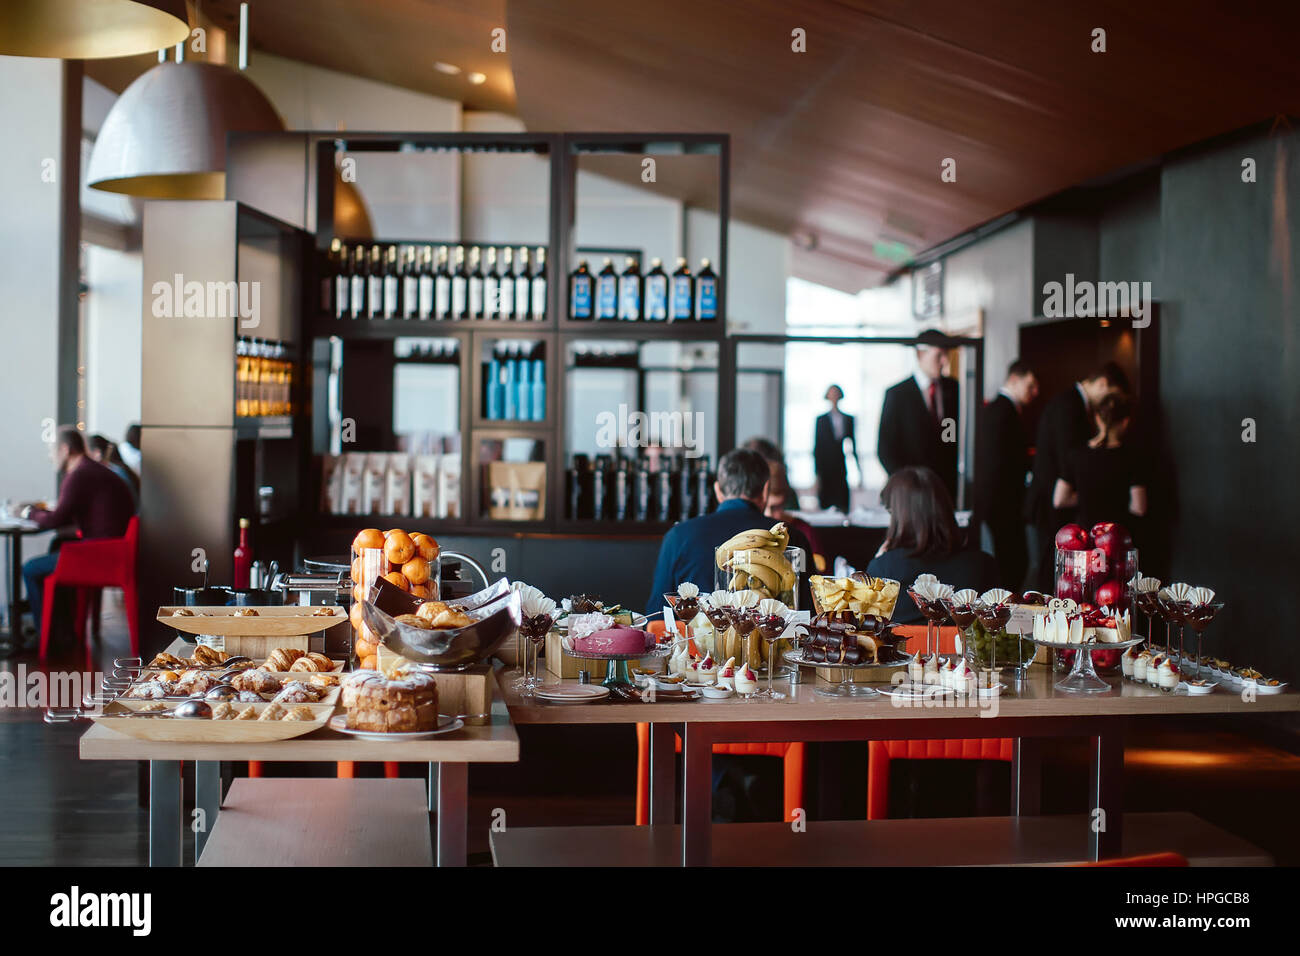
[812,385,859,512]
[1024,361,1129,591]
[877,329,960,500]
[973,360,1039,588]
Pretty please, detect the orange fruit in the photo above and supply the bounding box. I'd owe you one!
[384,530,416,565]
[350,556,363,582]
[352,528,384,553]
[382,571,410,592]
[349,603,364,630]
[352,582,367,604]
[402,556,430,586]
[359,654,377,672]
[412,533,439,561]
[410,583,434,600]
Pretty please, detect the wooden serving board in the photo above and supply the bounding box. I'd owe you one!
[375,644,493,718]
[157,605,344,637]
[93,700,336,742]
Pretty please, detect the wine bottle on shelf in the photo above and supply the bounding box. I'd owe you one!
[468,246,485,319]
[656,462,674,523]
[366,245,383,319]
[349,244,366,319]
[644,257,668,321]
[530,353,546,420]
[696,258,718,321]
[678,455,695,520]
[569,259,593,320]
[322,238,340,315]
[434,245,451,319]
[486,346,503,420]
[332,239,349,320]
[531,247,547,321]
[618,256,642,321]
[670,257,693,322]
[402,246,418,319]
[235,338,248,416]
[498,247,516,320]
[595,258,618,320]
[233,517,252,589]
[482,247,499,319]
[613,458,629,521]
[634,457,652,521]
[514,247,531,320]
[451,246,469,319]
[382,245,400,319]
[417,246,434,319]
[592,456,608,520]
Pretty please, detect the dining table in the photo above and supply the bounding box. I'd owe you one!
[0,516,41,646]
[499,664,1300,866]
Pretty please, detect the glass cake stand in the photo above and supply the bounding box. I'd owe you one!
[561,643,671,688]
[782,648,907,699]
[1026,634,1146,694]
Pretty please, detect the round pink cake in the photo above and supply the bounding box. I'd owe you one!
[572,625,652,655]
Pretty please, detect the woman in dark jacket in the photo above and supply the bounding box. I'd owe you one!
[866,466,1000,625]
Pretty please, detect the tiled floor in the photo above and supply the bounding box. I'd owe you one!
[3,592,1298,866]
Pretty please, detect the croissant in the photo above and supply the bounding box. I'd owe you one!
[264,648,306,671]
[430,609,472,629]
[149,652,185,668]
[192,645,228,666]
[289,656,322,672]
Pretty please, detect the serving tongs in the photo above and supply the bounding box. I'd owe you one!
[361,577,521,670]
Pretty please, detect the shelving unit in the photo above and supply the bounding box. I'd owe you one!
[302,131,733,538]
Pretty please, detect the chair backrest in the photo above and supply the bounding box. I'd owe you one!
[894,624,960,654]
[124,515,139,553]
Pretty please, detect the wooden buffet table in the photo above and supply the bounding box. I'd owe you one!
[500,667,1300,866]
[78,640,519,867]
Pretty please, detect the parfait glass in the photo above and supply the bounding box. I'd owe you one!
[1182,599,1224,676]
[906,588,950,660]
[1156,592,1188,668]
[703,604,733,660]
[733,610,760,672]
[942,595,979,660]
[1133,587,1162,650]
[516,612,554,696]
[750,613,790,700]
[973,599,1013,675]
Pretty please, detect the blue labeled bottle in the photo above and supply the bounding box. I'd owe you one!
[486,347,503,420]
[569,259,593,320]
[696,258,717,321]
[503,344,519,420]
[595,258,618,321]
[531,357,546,421]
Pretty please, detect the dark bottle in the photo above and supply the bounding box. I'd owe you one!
[332,239,349,320]
[613,458,629,521]
[530,248,547,321]
[644,257,668,321]
[366,245,383,319]
[401,246,418,319]
[450,246,469,319]
[569,259,594,320]
[514,247,532,320]
[566,454,586,519]
[696,258,718,321]
[434,245,451,319]
[591,455,608,520]
[617,256,642,321]
[416,245,434,319]
[498,247,516,320]
[468,246,485,319]
[482,247,500,319]
[348,244,366,319]
[574,454,594,518]
[595,257,618,321]
[656,464,674,523]
[383,245,400,319]
[634,457,653,521]
[322,237,339,316]
[677,456,695,520]
[670,257,693,322]
[695,456,713,516]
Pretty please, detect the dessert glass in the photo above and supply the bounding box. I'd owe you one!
[907,588,951,660]
[517,612,554,697]
[1182,598,1224,677]
[749,613,790,700]
[1156,592,1188,667]
[1133,587,1162,651]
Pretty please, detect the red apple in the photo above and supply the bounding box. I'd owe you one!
[1055,523,1090,551]
[1095,580,1123,608]
[1092,524,1132,563]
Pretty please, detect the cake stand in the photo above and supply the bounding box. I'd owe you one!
[1026,634,1145,694]
[561,643,671,688]
[782,648,907,699]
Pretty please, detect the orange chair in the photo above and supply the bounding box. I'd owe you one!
[634,618,806,824]
[866,624,1014,820]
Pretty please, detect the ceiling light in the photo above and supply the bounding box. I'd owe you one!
[434,62,461,75]
[0,0,188,59]
[467,72,487,85]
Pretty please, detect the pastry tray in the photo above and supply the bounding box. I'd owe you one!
[156,605,345,637]
[90,699,337,742]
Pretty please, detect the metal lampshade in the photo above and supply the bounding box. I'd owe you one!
[0,0,189,59]
[334,175,374,240]
[88,60,284,199]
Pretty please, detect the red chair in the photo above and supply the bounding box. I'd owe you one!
[39,516,139,661]
[866,624,1014,820]
[1072,852,1188,867]
[634,619,806,824]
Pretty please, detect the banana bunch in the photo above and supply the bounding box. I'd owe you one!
[716,523,795,601]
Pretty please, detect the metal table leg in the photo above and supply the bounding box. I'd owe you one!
[1011,738,1041,816]
[194,761,222,864]
[649,722,676,825]
[1089,729,1125,860]
[681,722,712,866]
[436,762,468,867]
[149,760,182,867]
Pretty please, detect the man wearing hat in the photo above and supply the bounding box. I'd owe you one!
[877,329,960,499]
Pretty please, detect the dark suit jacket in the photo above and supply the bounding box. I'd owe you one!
[1025,385,1093,524]
[646,498,813,614]
[813,411,855,479]
[877,376,959,497]
[974,393,1029,524]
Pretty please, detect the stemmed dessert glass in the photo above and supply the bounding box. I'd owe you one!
[972,598,1014,675]
[1156,592,1188,666]
[906,588,950,661]
[750,613,790,700]
[1182,598,1224,677]
[942,594,979,656]
[516,612,554,697]
[703,604,733,660]
[1133,586,1162,650]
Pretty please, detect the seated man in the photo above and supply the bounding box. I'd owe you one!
[21,427,134,642]
[646,448,812,615]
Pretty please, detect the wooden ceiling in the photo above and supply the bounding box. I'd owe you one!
[89,0,1300,291]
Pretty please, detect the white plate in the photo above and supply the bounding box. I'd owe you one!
[533,683,611,703]
[878,682,952,699]
[327,713,463,741]
[702,685,733,699]
[1246,680,1287,695]
[1180,681,1216,695]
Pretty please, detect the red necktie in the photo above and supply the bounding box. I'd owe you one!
[927,381,940,423]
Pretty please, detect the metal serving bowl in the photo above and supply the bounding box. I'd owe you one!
[360,578,520,671]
